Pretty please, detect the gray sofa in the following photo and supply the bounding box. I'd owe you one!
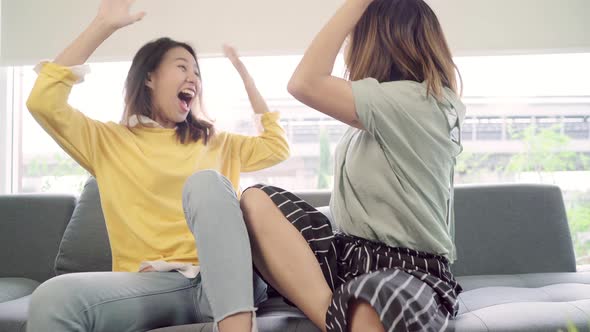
[2,179,590,332]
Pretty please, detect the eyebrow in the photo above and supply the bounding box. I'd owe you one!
[174,57,199,70]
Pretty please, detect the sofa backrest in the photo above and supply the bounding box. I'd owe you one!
[54,179,576,277]
[451,184,576,276]
[53,179,335,274]
[0,194,76,282]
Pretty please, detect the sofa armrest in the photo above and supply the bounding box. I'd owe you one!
[0,194,76,282]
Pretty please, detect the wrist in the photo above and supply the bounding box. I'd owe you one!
[348,0,373,9]
[90,16,119,35]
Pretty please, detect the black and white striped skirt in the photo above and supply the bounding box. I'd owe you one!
[249,184,462,332]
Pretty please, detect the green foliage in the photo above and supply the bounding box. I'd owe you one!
[500,124,590,262]
[569,201,590,261]
[26,152,86,177]
[24,152,88,193]
[505,125,582,177]
[456,151,491,175]
[557,321,590,332]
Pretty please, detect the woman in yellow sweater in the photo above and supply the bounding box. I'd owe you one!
[25,1,289,332]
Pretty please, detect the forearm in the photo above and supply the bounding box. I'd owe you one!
[290,0,371,84]
[242,77,270,115]
[54,17,116,66]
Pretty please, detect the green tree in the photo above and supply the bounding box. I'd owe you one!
[505,124,590,263]
[569,202,590,262]
[505,125,581,183]
[455,151,490,175]
[26,152,87,177]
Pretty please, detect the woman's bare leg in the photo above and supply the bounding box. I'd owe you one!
[241,188,332,332]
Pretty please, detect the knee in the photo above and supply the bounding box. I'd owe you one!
[183,170,233,202]
[28,275,84,326]
[240,188,271,231]
[183,170,228,193]
[347,300,385,332]
[240,187,266,212]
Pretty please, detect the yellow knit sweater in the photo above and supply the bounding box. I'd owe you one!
[27,62,290,272]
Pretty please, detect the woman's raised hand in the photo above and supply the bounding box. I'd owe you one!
[96,0,146,30]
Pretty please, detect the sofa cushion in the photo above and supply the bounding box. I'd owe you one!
[147,298,320,332]
[149,273,590,332]
[453,301,590,332]
[0,278,39,303]
[0,295,31,332]
[54,178,112,275]
[451,184,575,277]
[0,194,75,282]
[51,185,334,276]
[451,272,590,331]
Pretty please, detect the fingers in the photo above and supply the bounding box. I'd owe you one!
[222,44,239,59]
[131,11,146,23]
[139,265,156,272]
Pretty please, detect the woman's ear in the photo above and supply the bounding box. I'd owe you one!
[145,72,154,89]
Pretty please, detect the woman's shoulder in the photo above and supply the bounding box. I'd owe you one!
[356,78,428,100]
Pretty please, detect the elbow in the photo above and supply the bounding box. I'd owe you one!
[279,142,291,161]
[287,76,310,102]
[274,138,291,164]
[272,137,291,163]
[26,91,40,114]
[26,86,52,116]
[287,79,301,98]
[26,92,47,117]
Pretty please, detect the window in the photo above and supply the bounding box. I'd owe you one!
[5,53,590,263]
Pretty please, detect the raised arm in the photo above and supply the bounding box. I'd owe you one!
[287,0,373,129]
[223,44,270,115]
[26,0,146,173]
[223,45,290,171]
[55,0,145,66]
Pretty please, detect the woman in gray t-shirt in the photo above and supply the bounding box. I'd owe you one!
[241,0,465,331]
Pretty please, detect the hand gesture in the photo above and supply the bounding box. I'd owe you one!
[96,0,146,30]
[223,44,247,74]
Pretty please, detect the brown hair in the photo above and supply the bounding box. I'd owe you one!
[123,37,214,144]
[345,0,462,99]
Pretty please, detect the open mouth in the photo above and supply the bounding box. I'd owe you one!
[178,89,195,112]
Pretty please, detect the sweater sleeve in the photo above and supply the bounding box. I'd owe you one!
[26,62,109,175]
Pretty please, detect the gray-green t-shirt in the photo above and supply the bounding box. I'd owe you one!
[330,78,466,262]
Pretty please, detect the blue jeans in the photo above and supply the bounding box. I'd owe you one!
[27,170,267,332]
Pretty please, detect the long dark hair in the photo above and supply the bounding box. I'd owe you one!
[345,0,462,99]
[123,37,214,144]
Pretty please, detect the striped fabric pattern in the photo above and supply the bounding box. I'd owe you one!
[250,184,462,332]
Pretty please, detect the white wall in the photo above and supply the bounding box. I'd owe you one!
[2,0,589,65]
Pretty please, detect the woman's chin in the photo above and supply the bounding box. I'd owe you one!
[175,115,189,124]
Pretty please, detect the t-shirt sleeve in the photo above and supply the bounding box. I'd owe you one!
[352,78,419,148]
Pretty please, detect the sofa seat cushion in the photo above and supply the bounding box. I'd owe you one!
[0,295,32,332]
[0,279,37,332]
[148,298,320,332]
[451,272,590,331]
[0,278,39,303]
